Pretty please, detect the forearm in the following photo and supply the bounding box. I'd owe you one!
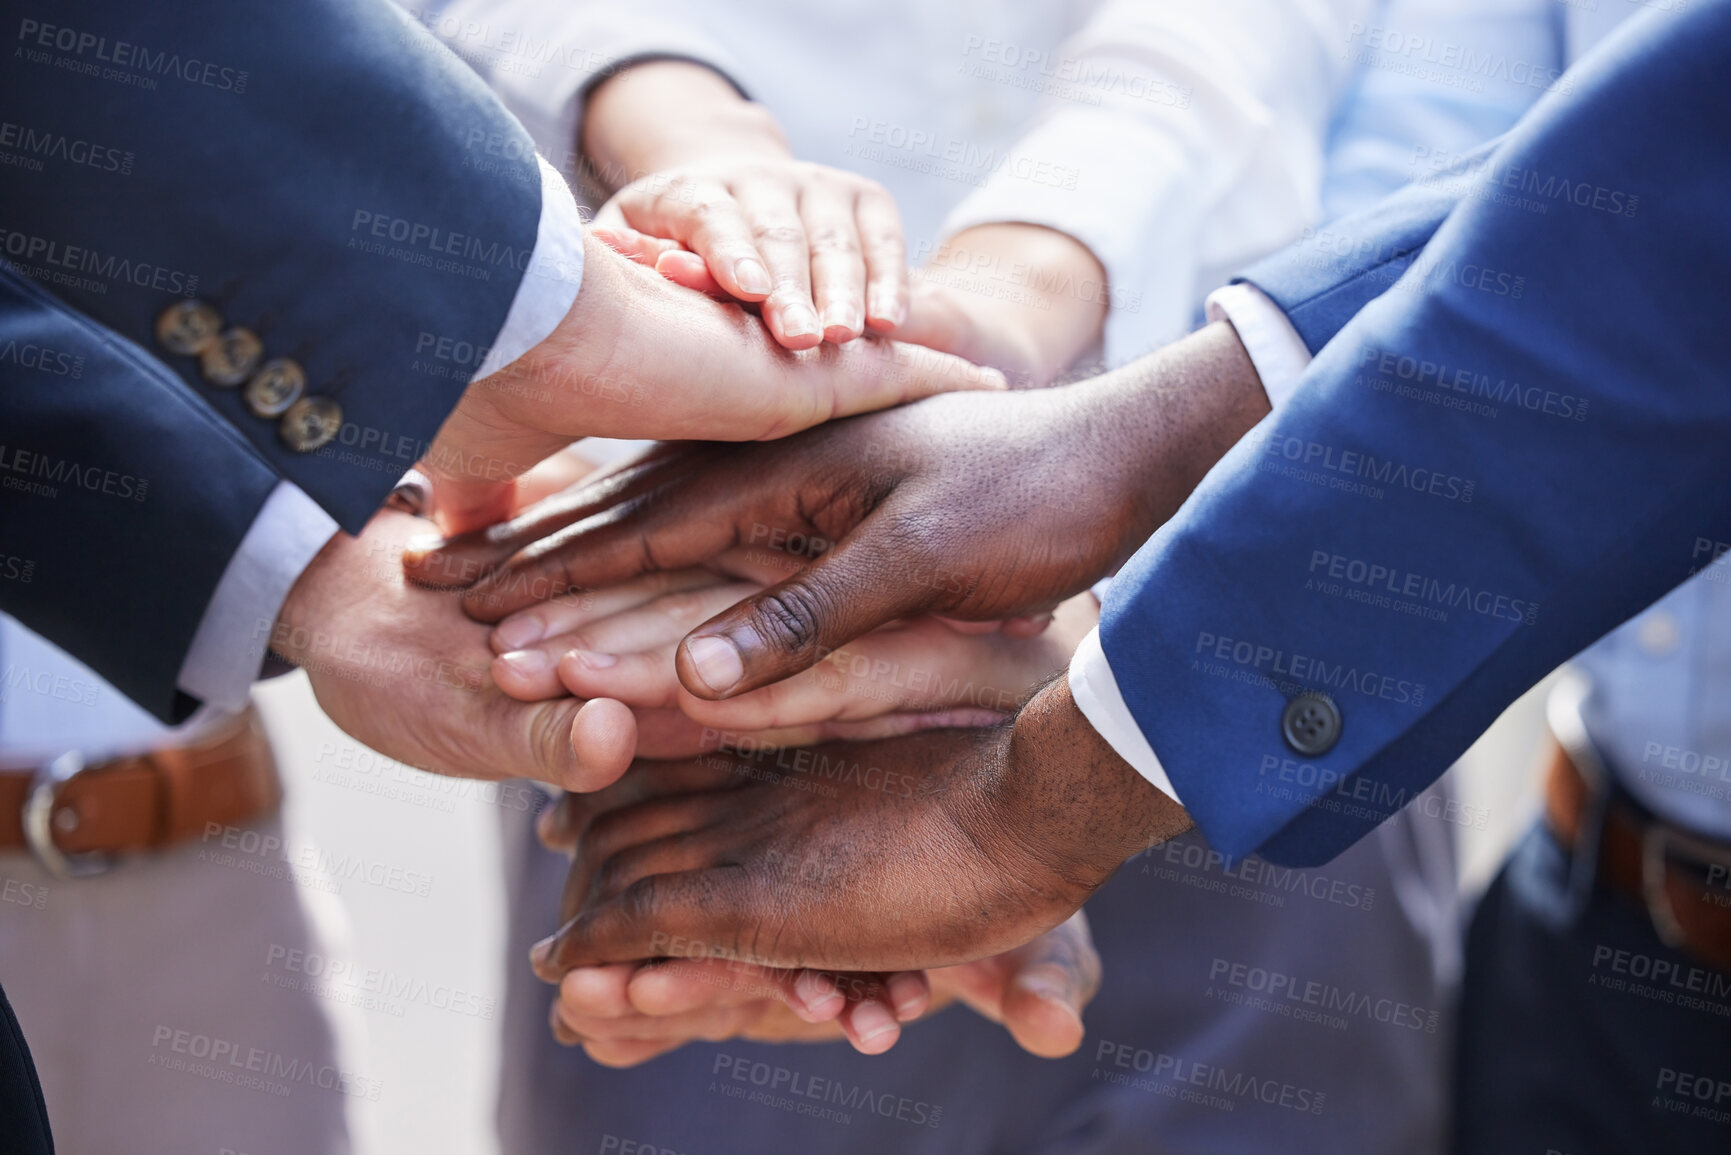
[580,61,788,195]
[918,223,1110,386]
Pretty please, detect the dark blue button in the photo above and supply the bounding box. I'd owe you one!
[1281,692,1341,756]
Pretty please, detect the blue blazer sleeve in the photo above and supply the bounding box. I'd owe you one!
[1237,176,1462,354]
[1101,0,1731,865]
[0,265,278,722]
[0,0,544,532]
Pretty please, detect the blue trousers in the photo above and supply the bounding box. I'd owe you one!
[1453,825,1731,1154]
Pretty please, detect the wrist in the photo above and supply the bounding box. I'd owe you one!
[581,60,788,193]
[999,679,1190,880]
[489,230,628,429]
[1067,320,1272,562]
[922,224,1108,384]
[271,529,351,669]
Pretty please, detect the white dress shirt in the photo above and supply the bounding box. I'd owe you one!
[941,0,1377,365]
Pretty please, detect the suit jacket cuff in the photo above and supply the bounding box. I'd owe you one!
[1204,282,1313,410]
[1067,627,1184,806]
[175,482,337,712]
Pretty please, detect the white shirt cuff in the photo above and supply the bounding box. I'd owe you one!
[476,155,585,380]
[1205,282,1313,410]
[1067,626,1183,807]
[176,482,339,711]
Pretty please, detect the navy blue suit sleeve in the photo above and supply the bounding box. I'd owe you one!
[0,265,278,723]
[1,0,545,531]
[1238,176,1462,354]
[1100,1,1731,865]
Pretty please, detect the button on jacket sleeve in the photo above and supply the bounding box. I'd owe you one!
[1097,3,1731,865]
[1,0,582,719]
[0,266,279,723]
[1,0,551,533]
[173,154,586,713]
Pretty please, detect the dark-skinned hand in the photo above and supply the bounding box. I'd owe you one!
[528,679,1191,977]
[407,321,1269,704]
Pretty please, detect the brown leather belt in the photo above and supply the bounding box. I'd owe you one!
[0,706,280,876]
[1545,739,1731,971]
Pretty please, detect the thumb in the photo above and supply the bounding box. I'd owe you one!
[818,338,1005,424]
[941,911,1100,1059]
[672,528,931,699]
[590,223,688,269]
[422,380,573,535]
[503,696,636,794]
[999,911,1100,1058]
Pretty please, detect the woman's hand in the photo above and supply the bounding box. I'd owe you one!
[582,61,907,349]
[594,161,907,349]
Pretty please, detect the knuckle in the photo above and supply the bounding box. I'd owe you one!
[594,853,638,897]
[622,875,663,922]
[806,227,860,257]
[862,227,904,255]
[751,585,831,657]
[752,223,805,247]
[687,194,733,223]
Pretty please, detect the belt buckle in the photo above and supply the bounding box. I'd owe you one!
[24,752,114,879]
[1641,821,1731,952]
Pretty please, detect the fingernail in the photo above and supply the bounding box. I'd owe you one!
[493,615,547,651]
[781,303,820,339]
[404,533,445,560]
[868,288,905,328]
[821,304,861,337]
[1013,972,1073,1008]
[571,649,618,670]
[794,971,843,1019]
[850,1001,899,1048]
[498,649,551,676]
[685,635,745,695]
[529,936,555,973]
[887,973,929,1020]
[735,257,773,295]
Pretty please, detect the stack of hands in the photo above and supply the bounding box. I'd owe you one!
[273,64,1262,1068]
